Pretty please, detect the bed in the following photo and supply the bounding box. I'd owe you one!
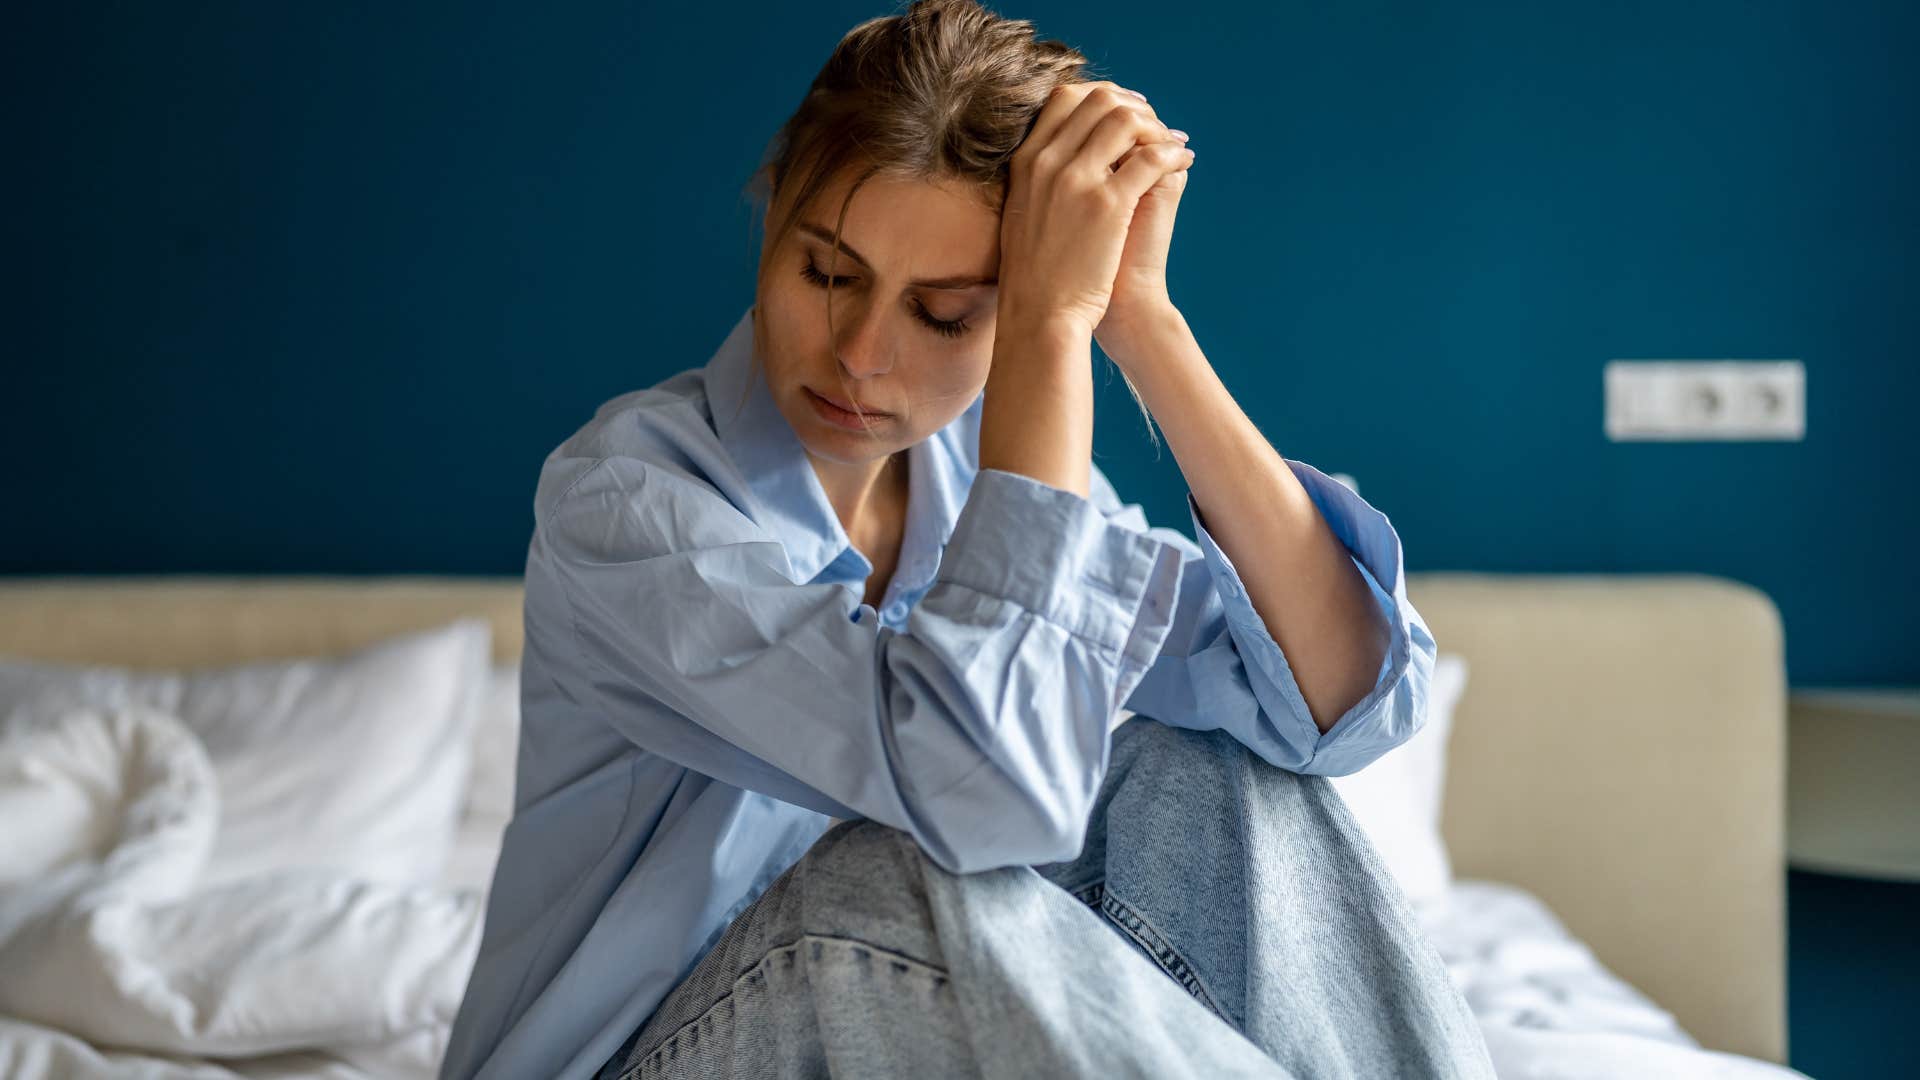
[0,573,1803,1078]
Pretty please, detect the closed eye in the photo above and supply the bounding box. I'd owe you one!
[798,259,972,340]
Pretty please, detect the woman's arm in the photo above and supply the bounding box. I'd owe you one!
[980,80,1195,499]
[1088,454,1432,777]
[1099,305,1392,735]
[534,452,1185,874]
[978,318,1095,499]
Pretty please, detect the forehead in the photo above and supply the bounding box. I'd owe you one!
[797,169,1001,271]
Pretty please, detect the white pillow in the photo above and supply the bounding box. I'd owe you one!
[1329,651,1469,906]
[441,660,521,894]
[0,619,490,890]
[465,660,521,828]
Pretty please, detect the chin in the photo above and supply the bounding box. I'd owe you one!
[797,430,899,466]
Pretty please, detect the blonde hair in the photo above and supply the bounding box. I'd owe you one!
[736,0,1159,448]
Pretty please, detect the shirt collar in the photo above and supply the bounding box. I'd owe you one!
[703,304,980,592]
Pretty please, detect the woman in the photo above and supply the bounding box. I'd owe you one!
[442,1,1491,1077]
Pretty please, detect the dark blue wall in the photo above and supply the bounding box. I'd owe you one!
[5,1,1913,685]
[1788,869,1920,1078]
[5,3,1916,1074]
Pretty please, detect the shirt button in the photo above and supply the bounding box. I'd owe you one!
[886,601,908,620]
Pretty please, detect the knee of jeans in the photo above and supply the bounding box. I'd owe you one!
[1121,719,1243,777]
[794,820,934,910]
[1117,718,1321,805]
[806,817,919,862]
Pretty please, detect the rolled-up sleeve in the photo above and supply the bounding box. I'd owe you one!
[535,457,1185,873]
[1093,458,1436,777]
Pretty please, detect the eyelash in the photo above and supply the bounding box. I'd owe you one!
[798,258,972,340]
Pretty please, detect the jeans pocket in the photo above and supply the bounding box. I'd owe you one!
[628,935,965,1079]
[626,992,737,1080]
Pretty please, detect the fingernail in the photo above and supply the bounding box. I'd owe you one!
[1124,88,1147,100]
[1168,128,1189,141]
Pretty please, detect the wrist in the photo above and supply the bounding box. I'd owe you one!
[980,318,1095,499]
[988,315,1093,387]
[1096,300,1185,367]
[994,308,1094,351]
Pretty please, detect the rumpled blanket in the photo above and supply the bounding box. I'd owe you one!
[0,704,483,1078]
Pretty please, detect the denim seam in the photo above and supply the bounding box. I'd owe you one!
[1090,884,1232,1026]
[619,932,952,1080]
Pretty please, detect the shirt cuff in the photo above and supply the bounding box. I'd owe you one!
[938,467,1185,676]
[1184,458,1422,771]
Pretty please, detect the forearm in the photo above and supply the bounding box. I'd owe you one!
[1106,306,1390,733]
[978,318,1095,500]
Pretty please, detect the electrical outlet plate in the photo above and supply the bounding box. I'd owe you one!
[1604,360,1805,441]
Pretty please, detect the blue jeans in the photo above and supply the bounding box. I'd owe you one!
[595,718,1496,1078]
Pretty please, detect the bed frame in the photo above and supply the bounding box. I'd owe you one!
[0,571,1786,1063]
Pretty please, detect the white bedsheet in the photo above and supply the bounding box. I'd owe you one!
[0,703,1804,1078]
[0,704,480,1079]
[1416,881,1808,1079]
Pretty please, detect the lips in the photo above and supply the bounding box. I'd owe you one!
[809,387,891,416]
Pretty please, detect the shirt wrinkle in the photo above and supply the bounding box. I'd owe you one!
[440,304,1436,1080]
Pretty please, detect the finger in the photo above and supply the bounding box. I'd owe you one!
[1110,140,1195,204]
[1046,85,1153,177]
[1115,127,1189,170]
[1076,105,1174,177]
[1018,80,1128,163]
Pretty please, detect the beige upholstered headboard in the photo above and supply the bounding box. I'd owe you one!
[1410,572,1786,1064]
[0,576,528,668]
[0,571,1786,1063]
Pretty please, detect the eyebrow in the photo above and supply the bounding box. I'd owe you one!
[796,222,998,290]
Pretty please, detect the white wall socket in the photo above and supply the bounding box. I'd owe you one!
[1604,360,1805,441]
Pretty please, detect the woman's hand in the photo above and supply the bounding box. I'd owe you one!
[1103,94,1191,347]
[998,80,1195,344]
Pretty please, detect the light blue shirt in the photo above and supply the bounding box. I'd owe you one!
[440,305,1437,1080]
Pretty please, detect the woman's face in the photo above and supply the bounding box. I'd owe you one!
[756,167,1002,468]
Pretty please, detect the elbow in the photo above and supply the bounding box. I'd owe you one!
[1035,807,1093,867]
[1294,643,1431,778]
[999,797,1094,869]
[929,816,1089,877]
[911,782,1095,876]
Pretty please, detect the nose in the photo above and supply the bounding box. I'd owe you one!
[831,301,894,380]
